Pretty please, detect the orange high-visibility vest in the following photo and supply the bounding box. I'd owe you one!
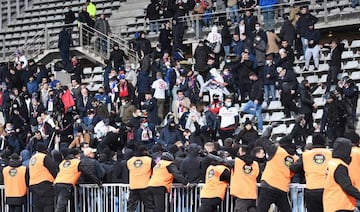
[261,146,298,192]
[302,148,331,189]
[54,159,81,186]
[200,165,229,200]
[148,160,173,192]
[230,158,259,199]
[349,147,360,190]
[127,156,152,189]
[3,166,27,198]
[323,158,356,212]
[29,152,55,186]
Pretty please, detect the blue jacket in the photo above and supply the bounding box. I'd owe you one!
[27,81,38,95]
[137,71,151,93]
[259,0,277,7]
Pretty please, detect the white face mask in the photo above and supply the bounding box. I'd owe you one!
[225,102,232,107]
[255,26,260,31]
[266,60,272,65]
[122,102,126,106]
[255,36,261,41]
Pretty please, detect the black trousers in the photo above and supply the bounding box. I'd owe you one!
[235,198,256,212]
[8,205,23,212]
[54,183,73,212]
[281,92,298,117]
[31,183,55,212]
[127,188,154,212]
[198,198,222,212]
[256,187,291,212]
[149,186,167,212]
[304,189,323,212]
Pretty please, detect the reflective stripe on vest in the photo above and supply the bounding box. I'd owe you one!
[3,166,27,197]
[261,146,298,192]
[200,165,229,200]
[302,148,331,189]
[54,159,81,186]
[127,156,152,189]
[29,153,55,185]
[148,160,173,193]
[323,158,356,212]
[230,158,259,199]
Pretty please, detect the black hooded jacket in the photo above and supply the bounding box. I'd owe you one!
[180,144,202,183]
[331,138,360,199]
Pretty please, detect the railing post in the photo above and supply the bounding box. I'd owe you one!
[45,27,49,49]
[79,23,83,47]
[16,0,20,17]
[107,36,110,58]
[195,15,199,40]
[2,36,5,60]
[7,0,11,23]
[324,0,328,23]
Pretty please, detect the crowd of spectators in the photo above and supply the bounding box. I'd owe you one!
[0,0,359,210]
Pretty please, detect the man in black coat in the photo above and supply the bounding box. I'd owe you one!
[277,66,299,118]
[159,21,172,53]
[298,80,317,132]
[140,92,158,127]
[58,28,72,71]
[296,6,318,56]
[221,20,232,57]
[325,40,345,92]
[109,43,128,70]
[242,72,264,132]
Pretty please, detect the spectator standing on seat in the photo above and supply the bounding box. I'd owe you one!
[304,24,320,71]
[242,72,264,133]
[94,14,112,53]
[277,66,299,118]
[146,0,161,34]
[29,143,58,212]
[148,152,189,212]
[262,55,277,104]
[109,43,128,71]
[259,0,276,31]
[152,72,168,121]
[227,0,240,24]
[280,16,296,47]
[58,27,72,71]
[290,133,331,212]
[324,40,344,92]
[136,32,152,59]
[3,153,29,212]
[296,6,318,58]
[14,50,28,70]
[221,20,232,57]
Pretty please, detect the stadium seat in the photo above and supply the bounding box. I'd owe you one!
[319,74,328,83]
[343,61,359,70]
[93,67,103,74]
[350,40,360,48]
[314,97,326,107]
[313,109,324,120]
[83,67,93,75]
[287,123,295,134]
[318,63,329,72]
[351,71,360,80]
[268,101,283,110]
[306,75,319,84]
[270,112,285,122]
[272,124,287,135]
[341,50,354,59]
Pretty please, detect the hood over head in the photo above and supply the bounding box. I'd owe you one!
[333,137,352,164]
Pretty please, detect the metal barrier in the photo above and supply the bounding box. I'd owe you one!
[0,183,306,212]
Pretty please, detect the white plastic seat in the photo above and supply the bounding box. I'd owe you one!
[312,86,326,95]
[92,75,104,82]
[351,40,360,48]
[341,51,354,59]
[287,124,295,134]
[343,61,359,70]
[313,109,323,120]
[272,124,287,135]
[319,74,328,83]
[262,113,271,122]
[351,71,360,80]
[93,67,103,73]
[267,100,283,110]
[306,75,319,84]
[314,97,326,107]
[270,112,285,122]
[318,63,329,72]
[83,67,93,75]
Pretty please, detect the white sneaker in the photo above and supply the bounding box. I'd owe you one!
[299,56,304,61]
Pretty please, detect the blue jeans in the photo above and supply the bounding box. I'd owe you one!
[301,37,307,57]
[223,45,230,58]
[149,21,159,33]
[290,187,304,212]
[262,8,275,31]
[264,84,276,103]
[228,5,240,24]
[242,100,263,131]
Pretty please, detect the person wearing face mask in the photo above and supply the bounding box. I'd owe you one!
[140,92,158,126]
[119,97,136,124]
[221,20,232,58]
[253,34,266,76]
[221,68,236,96]
[209,94,223,115]
[125,64,137,87]
[94,87,111,109]
[298,80,317,133]
[252,23,267,44]
[158,119,183,148]
[218,96,239,140]
[235,118,259,149]
[136,118,155,150]
[172,90,191,124]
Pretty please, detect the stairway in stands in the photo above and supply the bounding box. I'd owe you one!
[0,0,122,62]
